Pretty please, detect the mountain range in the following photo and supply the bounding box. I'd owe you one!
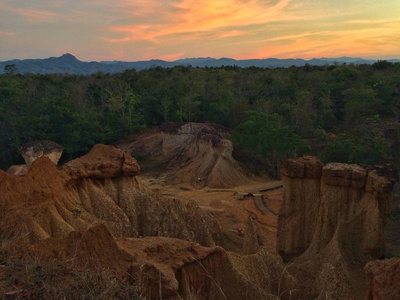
[1,53,399,75]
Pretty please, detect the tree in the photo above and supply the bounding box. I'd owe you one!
[372,60,393,70]
[232,111,310,176]
[3,64,19,76]
[324,129,390,165]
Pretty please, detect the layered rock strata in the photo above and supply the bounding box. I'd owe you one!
[119,122,249,188]
[278,156,397,299]
[1,144,295,299]
[1,144,220,246]
[278,157,396,260]
[278,156,323,259]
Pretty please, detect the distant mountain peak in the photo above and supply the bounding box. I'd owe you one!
[1,55,398,75]
[59,53,77,60]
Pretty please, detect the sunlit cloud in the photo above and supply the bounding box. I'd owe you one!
[245,25,400,59]
[345,18,400,25]
[0,0,399,61]
[267,32,320,42]
[0,31,16,37]
[0,4,63,22]
[16,9,62,22]
[105,0,294,44]
[217,30,251,39]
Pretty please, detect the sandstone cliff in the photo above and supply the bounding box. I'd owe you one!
[119,122,249,188]
[278,156,323,259]
[278,156,397,299]
[1,144,220,246]
[364,258,400,300]
[1,144,295,299]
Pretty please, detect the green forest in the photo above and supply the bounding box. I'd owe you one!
[1,61,399,172]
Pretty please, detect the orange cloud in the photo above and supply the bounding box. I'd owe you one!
[105,0,294,43]
[244,25,400,59]
[218,30,251,39]
[0,4,63,22]
[1,0,399,61]
[0,31,16,37]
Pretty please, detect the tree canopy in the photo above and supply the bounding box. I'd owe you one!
[232,111,310,175]
[0,62,399,171]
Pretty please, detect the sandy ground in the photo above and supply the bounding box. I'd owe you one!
[138,172,283,254]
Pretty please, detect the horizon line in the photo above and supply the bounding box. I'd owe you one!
[1,53,400,63]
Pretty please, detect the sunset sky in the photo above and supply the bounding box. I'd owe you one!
[1,0,399,61]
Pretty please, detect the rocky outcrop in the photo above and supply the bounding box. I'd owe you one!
[242,216,261,255]
[20,140,63,167]
[278,156,323,259]
[307,162,396,260]
[6,164,29,176]
[364,258,400,300]
[0,144,220,246]
[6,140,64,176]
[278,157,396,260]
[278,156,398,299]
[177,249,297,300]
[119,122,249,188]
[63,144,140,180]
[32,226,296,300]
[1,143,298,299]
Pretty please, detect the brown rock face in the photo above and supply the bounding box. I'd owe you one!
[278,156,323,259]
[242,216,261,254]
[1,143,298,299]
[0,144,218,246]
[119,122,249,188]
[278,156,397,299]
[280,155,323,179]
[63,144,140,179]
[34,231,296,300]
[176,249,296,300]
[20,140,64,168]
[278,158,396,260]
[322,162,367,188]
[311,163,395,259]
[364,258,400,300]
[6,140,64,176]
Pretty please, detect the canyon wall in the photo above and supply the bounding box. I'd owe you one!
[1,144,295,299]
[278,157,396,260]
[278,156,323,259]
[278,156,397,299]
[1,144,221,247]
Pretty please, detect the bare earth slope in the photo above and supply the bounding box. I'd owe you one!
[2,136,398,299]
[0,144,295,299]
[119,122,249,188]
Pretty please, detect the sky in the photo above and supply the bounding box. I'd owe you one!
[1,0,399,61]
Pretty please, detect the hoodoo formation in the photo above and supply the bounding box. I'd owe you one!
[278,156,398,299]
[1,140,399,299]
[0,143,296,299]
